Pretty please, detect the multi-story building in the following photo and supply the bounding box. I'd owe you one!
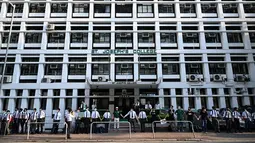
[0,0,255,118]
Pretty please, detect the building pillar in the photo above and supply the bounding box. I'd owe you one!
[59,89,66,115]
[34,89,41,110]
[218,88,226,108]
[86,22,93,80]
[110,22,115,81]
[72,89,78,110]
[230,88,238,108]
[109,89,115,113]
[133,22,139,81]
[0,90,3,111]
[170,89,177,110]
[8,90,16,112]
[158,88,164,108]
[85,89,90,107]
[61,54,68,82]
[183,89,189,110]
[248,54,255,82]
[45,89,53,128]
[225,54,234,82]
[206,89,214,109]
[195,89,202,110]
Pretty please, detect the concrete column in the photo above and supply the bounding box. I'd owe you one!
[110,22,115,81]
[183,89,189,110]
[155,22,162,81]
[206,89,214,109]
[111,0,115,19]
[109,89,115,113]
[8,90,16,112]
[89,0,94,19]
[59,89,66,114]
[218,88,226,108]
[133,22,139,81]
[34,89,41,110]
[225,54,234,82]
[158,88,164,108]
[61,54,68,82]
[195,89,202,110]
[45,89,53,128]
[230,88,238,108]
[202,54,210,82]
[12,54,21,84]
[133,0,137,19]
[21,90,28,109]
[0,90,3,111]
[85,89,90,107]
[180,54,186,82]
[72,89,78,110]
[248,54,255,81]
[170,88,177,110]
[86,22,93,80]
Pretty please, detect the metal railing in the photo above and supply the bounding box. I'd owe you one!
[90,121,131,139]
[27,121,68,140]
[152,120,196,139]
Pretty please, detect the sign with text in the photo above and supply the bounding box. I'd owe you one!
[92,49,156,55]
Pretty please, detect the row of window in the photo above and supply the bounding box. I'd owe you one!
[4,3,255,14]
[2,32,254,44]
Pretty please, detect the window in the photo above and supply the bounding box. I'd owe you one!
[180,4,195,13]
[138,5,153,13]
[162,64,179,74]
[189,97,195,108]
[232,63,248,74]
[116,64,133,75]
[213,97,219,108]
[51,3,67,13]
[53,89,60,110]
[28,90,35,110]
[69,58,86,75]
[94,4,110,13]
[2,33,19,43]
[249,33,255,43]
[205,33,221,43]
[15,90,22,108]
[21,58,39,75]
[92,64,110,75]
[71,33,88,43]
[183,33,199,43]
[116,4,132,13]
[45,58,63,75]
[185,63,203,74]
[73,4,89,13]
[40,90,47,110]
[48,33,65,43]
[201,97,207,108]
[227,33,242,43]
[116,33,132,43]
[201,4,217,13]
[243,4,255,13]
[140,63,157,75]
[161,33,176,43]
[94,33,110,43]
[25,33,42,43]
[223,4,238,13]
[29,3,45,13]
[8,4,23,13]
[138,33,154,43]
[0,58,15,75]
[176,97,183,107]
[159,4,174,13]
[209,63,226,74]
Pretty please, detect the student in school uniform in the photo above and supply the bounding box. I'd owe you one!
[102,109,111,133]
[124,108,138,132]
[138,109,147,132]
[91,108,100,133]
[30,108,38,134]
[52,108,61,134]
[37,108,46,133]
[83,108,91,134]
[232,107,242,133]
[13,108,20,134]
[20,108,29,134]
[209,106,220,133]
[223,107,233,133]
[65,108,74,139]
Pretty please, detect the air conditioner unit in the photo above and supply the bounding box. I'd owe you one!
[41,78,52,83]
[98,76,107,82]
[213,74,223,82]
[184,4,192,8]
[189,75,199,82]
[94,33,100,37]
[163,64,168,68]
[217,63,225,68]
[3,76,12,83]
[149,64,156,68]
[142,33,150,38]
[121,64,128,68]
[60,4,67,8]
[59,33,65,38]
[120,33,127,37]
[26,33,32,38]
[30,3,37,8]
[50,64,58,69]
[141,64,146,68]
[209,4,217,8]
[46,24,55,31]
[70,64,75,68]
[94,64,99,68]
[38,3,46,8]
[185,33,196,38]
[190,64,199,68]
[235,75,249,82]
[208,33,217,38]
[78,64,85,69]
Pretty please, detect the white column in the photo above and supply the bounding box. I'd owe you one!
[110,22,115,81]
[8,90,16,112]
[133,22,139,81]
[195,89,202,110]
[59,89,66,115]
[85,89,90,107]
[225,54,234,82]
[61,54,68,82]
[111,0,115,19]
[248,54,255,81]
[170,89,177,110]
[158,89,164,108]
[21,90,28,109]
[12,54,21,83]
[86,22,93,80]
[230,88,238,108]
[206,89,213,109]
[180,54,186,82]
[183,89,189,110]
[218,88,226,108]
[45,89,53,128]
[72,89,78,110]
[109,89,115,113]
[0,90,3,111]
[34,89,41,109]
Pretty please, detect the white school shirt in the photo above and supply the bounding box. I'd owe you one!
[242,110,252,121]
[155,104,161,110]
[31,112,38,121]
[84,110,91,118]
[14,111,20,119]
[54,112,61,120]
[252,112,255,120]
[91,111,100,119]
[38,110,46,119]
[125,110,137,119]
[65,113,74,122]
[210,110,219,118]
[145,104,152,109]
[232,111,241,119]
[20,111,29,119]
[138,111,147,119]
[103,112,111,119]
[224,111,232,119]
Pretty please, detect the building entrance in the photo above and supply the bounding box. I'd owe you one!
[114,97,134,116]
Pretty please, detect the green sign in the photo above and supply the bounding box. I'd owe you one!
[92,49,156,55]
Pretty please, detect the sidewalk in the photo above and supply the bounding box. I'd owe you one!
[1,132,255,142]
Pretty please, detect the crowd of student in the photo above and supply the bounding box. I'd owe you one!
[0,102,255,139]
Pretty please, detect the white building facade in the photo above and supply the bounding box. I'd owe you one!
[0,0,255,118]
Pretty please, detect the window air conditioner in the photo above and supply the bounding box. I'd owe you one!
[149,64,156,68]
[41,78,52,83]
[217,63,225,68]
[52,3,58,8]
[163,63,168,68]
[208,33,217,38]
[78,64,86,69]
[60,4,67,8]
[190,64,199,68]
[142,33,150,38]
[50,64,58,69]
[38,3,46,8]
[46,24,55,31]
[94,64,99,68]
[30,3,37,8]
[189,75,199,82]
[141,64,146,68]
[213,74,223,82]
[184,4,192,9]
[52,33,59,37]
[70,64,75,68]
[121,64,128,68]
[120,33,127,37]
[3,76,12,83]
[98,76,107,82]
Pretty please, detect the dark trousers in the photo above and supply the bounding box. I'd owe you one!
[202,119,207,133]
[20,119,27,134]
[139,119,146,132]
[66,121,71,138]
[177,120,183,131]
[74,119,80,134]
[129,119,136,132]
[0,120,7,135]
[13,118,19,134]
[52,120,60,134]
[103,119,110,133]
[233,118,241,132]
[188,119,193,132]
[212,118,220,132]
[92,119,98,133]
[37,118,45,133]
[30,120,37,134]
[226,118,232,133]
[84,118,90,134]
[245,119,252,132]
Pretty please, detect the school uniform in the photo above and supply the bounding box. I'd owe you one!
[91,110,100,133]
[52,111,61,134]
[37,110,46,133]
[138,111,147,132]
[74,112,81,134]
[65,112,74,139]
[103,111,111,133]
[210,110,220,133]
[124,110,137,132]
[20,111,29,134]
[242,110,252,132]
[13,111,20,133]
[232,111,241,132]
[223,110,232,133]
[83,110,91,134]
[30,111,38,134]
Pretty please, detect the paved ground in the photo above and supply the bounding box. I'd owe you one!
[0,132,255,142]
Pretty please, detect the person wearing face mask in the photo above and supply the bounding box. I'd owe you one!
[52,108,61,134]
[83,108,91,134]
[175,106,184,132]
[91,108,100,133]
[124,108,138,132]
[198,107,208,133]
